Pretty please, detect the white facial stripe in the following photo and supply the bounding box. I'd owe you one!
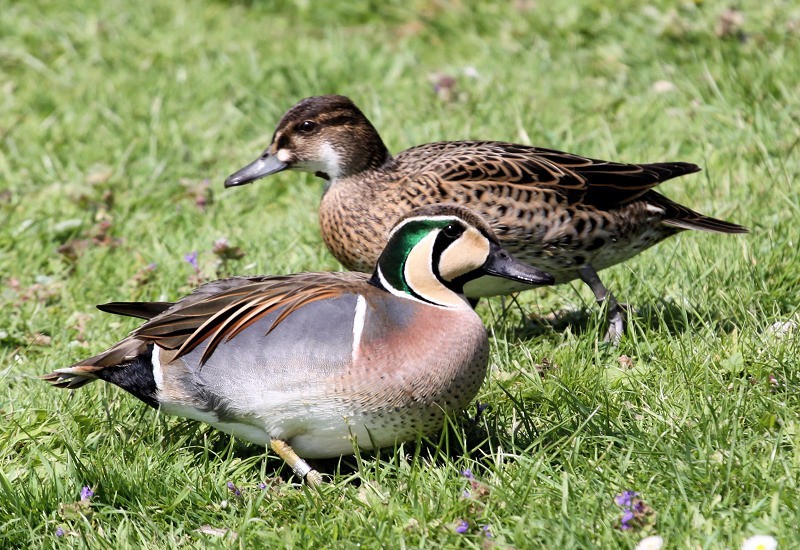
[319,143,341,179]
[293,142,342,179]
[276,149,291,163]
[351,295,367,362]
[438,227,490,282]
[404,231,466,309]
[151,345,163,392]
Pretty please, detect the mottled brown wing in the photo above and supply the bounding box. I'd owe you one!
[396,141,701,209]
[131,272,370,364]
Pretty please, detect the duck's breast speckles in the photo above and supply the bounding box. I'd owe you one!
[320,177,408,271]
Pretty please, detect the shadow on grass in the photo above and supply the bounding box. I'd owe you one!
[149,406,528,486]
[515,298,741,339]
[151,393,633,489]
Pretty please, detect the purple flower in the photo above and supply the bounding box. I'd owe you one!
[258,482,267,490]
[481,525,493,538]
[55,527,65,537]
[455,519,469,534]
[184,251,199,270]
[614,489,655,532]
[80,486,94,500]
[619,510,635,530]
[226,481,241,496]
[462,489,471,498]
[615,490,638,507]
[461,469,474,479]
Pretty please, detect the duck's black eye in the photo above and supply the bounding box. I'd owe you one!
[442,223,463,239]
[298,120,317,133]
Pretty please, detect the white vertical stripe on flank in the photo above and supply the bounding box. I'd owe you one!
[351,295,367,362]
[151,345,164,391]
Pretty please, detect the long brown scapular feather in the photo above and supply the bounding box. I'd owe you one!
[97,301,174,320]
[192,294,285,364]
[125,273,369,365]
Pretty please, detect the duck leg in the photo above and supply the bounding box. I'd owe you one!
[270,439,324,488]
[578,265,625,343]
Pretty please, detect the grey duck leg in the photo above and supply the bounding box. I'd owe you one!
[578,265,625,343]
[270,439,324,488]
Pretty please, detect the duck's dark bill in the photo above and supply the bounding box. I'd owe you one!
[481,242,554,286]
[224,154,288,187]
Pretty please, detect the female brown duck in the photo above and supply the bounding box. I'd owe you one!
[225,95,747,341]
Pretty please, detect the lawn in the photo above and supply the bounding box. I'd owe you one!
[1,0,799,547]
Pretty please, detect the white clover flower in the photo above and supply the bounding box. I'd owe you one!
[742,535,778,550]
[635,535,664,550]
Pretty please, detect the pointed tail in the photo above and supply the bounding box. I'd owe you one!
[649,191,748,234]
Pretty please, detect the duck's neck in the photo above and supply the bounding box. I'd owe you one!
[340,116,393,178]
[321,142,392,194]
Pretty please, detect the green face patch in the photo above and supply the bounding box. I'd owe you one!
[376,218,455,296]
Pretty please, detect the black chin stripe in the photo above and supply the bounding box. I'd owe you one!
[370,265,440,306]
[401,259,439,306]
[406,280,439,306]
[431,231,469,295]
[431,233,446,280]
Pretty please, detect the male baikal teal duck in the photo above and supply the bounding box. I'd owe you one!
[225,95,747,341]
[43,205,553,486]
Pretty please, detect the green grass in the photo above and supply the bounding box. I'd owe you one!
[1,0,799,547]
